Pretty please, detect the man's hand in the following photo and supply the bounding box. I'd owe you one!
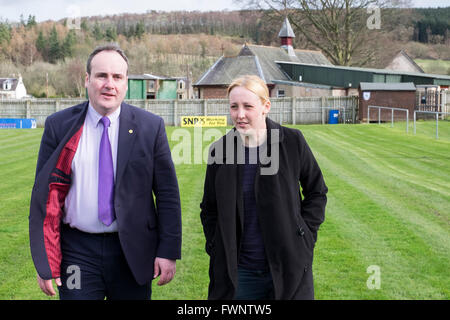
[153,257,176,286]
[37,273,62,296]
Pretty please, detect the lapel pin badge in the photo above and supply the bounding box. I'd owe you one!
[129,129,133,134]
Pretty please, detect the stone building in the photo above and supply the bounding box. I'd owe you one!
[194,17,333,99]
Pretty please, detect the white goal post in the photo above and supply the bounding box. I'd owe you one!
[414,110,450,139]
[367,105,409,134]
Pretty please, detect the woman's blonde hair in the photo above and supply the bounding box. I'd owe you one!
[227,75,270,104]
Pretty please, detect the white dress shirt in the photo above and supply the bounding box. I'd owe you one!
[63,104,120,233]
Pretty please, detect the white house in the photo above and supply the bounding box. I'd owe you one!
[0,75,27,99]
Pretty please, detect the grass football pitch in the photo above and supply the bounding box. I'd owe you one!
[0,120,448,299]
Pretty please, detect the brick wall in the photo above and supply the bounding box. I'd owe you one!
[359,90,416,122]
[199,86,228,99]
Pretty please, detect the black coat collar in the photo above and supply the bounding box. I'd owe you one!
[216,117,284,164]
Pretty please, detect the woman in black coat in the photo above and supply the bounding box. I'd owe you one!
[200,75,328,300]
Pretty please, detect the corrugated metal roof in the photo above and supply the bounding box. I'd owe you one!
[142,74,166,80]
[272,79,332,89]
[360,82,416,91]
[129,74,186,81]
[276,61,450,80]
[129,74,164,80]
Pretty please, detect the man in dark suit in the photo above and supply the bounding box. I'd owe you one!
[29,44,182,299]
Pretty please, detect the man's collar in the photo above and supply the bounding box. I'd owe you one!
[88,103,121,127]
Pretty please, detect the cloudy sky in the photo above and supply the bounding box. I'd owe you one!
[0,0,448,22]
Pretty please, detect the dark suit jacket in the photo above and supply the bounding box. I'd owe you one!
[29,101,182,285]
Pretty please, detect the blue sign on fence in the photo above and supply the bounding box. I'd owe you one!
[0,118,37,129]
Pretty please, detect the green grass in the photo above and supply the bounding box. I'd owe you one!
[415,59,450,75]
[0,120,448,300]
[300,121,450,299]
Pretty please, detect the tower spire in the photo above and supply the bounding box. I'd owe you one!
[278,16,296,49]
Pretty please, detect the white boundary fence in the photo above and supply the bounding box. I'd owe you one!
[368,105,409,134]
[441,91,450,115]
[414,110,450,139]
[0,96,358,127]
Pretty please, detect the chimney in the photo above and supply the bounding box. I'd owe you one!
[278,17,296,56]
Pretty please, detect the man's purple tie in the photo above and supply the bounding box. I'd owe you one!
[98,116,115,226]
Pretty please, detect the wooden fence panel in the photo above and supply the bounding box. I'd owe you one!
[0,96,358,127]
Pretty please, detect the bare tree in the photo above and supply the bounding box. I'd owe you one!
[235,0,412,66]
[66,58,86,98]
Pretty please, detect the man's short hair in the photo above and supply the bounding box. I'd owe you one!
[86,43,129,75]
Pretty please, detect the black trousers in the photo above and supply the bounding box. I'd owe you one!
[234,267,275,300]
[58,224,151,300]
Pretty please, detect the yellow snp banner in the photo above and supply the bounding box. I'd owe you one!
[181,116,227,127]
